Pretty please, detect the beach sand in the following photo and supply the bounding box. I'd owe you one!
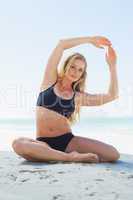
[0,151,133,200]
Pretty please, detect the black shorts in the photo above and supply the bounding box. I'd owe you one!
[36,132,74,152]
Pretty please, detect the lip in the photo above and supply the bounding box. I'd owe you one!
[71,75,76,78]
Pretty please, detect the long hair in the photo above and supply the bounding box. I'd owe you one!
[58,52,87,125]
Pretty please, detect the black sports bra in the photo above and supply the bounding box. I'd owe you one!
[36,81,76,118]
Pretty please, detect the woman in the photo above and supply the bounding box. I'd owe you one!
[12,36,120,163]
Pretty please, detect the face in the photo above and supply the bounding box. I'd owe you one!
[66,59,85,82]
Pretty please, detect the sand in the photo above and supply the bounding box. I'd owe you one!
[0,151,133,200]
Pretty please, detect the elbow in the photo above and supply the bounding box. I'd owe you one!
[102,94,119,106]
[110,94,119,102]
[113,93,119,99]
[109,91,119,100]
[116,94,119,99]
[58,40,65,49]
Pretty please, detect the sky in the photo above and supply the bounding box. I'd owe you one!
[0,0,133,119]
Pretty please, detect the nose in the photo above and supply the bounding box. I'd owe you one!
[73,69,78,75]
[75,70,81,77]
[72,71,78,77]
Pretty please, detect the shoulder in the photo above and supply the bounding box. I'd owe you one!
[39,76,61,92]
[40,81,57,92]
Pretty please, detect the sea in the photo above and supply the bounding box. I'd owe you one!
[0,117,133,155]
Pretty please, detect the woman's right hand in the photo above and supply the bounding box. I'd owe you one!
[90,36,112,48]
[105,46,117,68]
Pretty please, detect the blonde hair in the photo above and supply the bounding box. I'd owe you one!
[58,53,87,125]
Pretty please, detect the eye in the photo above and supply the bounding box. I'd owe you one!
[71,65,75,69]
[79,69,83,72]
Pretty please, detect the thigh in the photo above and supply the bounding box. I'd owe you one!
[13,137,50,152]
[13,137,51,161]
[16,137,49,146]
[65,135,119,160]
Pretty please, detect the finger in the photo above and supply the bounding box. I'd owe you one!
[100,40,112,47]
[105,39,112,45]
[102,37,112,45]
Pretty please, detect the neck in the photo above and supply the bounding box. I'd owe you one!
[60,77,74,90]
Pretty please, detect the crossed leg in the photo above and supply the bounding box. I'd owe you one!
[12,137,99,163]
[12,137,70,162]
[65,135,120,162]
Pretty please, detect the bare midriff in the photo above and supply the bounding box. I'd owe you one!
[35,106,72,138]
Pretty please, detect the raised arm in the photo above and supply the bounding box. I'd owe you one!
[60,36,111,49]
[78,46,119,106]
[40,36,111,90]
[40,41,64,90]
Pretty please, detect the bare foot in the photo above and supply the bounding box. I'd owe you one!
[69,151,99,163]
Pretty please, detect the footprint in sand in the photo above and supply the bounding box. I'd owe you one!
[39,175,53,180]
[127,175,133,179]
[39,176,45,180]
[52,194,64,199]
[9,174,17,181]
[21,178,30,182]
[57,171,65,174]
[120,171,126,174]
[52,179,58,182]
[111,192,119,199]
[95,178,104,181]
[88,192,96,196]
[106,168,111,171]
[19,169,48,173]
[85,187,89,190]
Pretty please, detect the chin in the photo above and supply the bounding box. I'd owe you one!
[71,75,77,80]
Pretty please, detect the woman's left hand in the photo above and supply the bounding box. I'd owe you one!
[90,36,112,48]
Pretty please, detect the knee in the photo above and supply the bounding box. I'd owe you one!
[12,137,28,155]
[109,146,120,162]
